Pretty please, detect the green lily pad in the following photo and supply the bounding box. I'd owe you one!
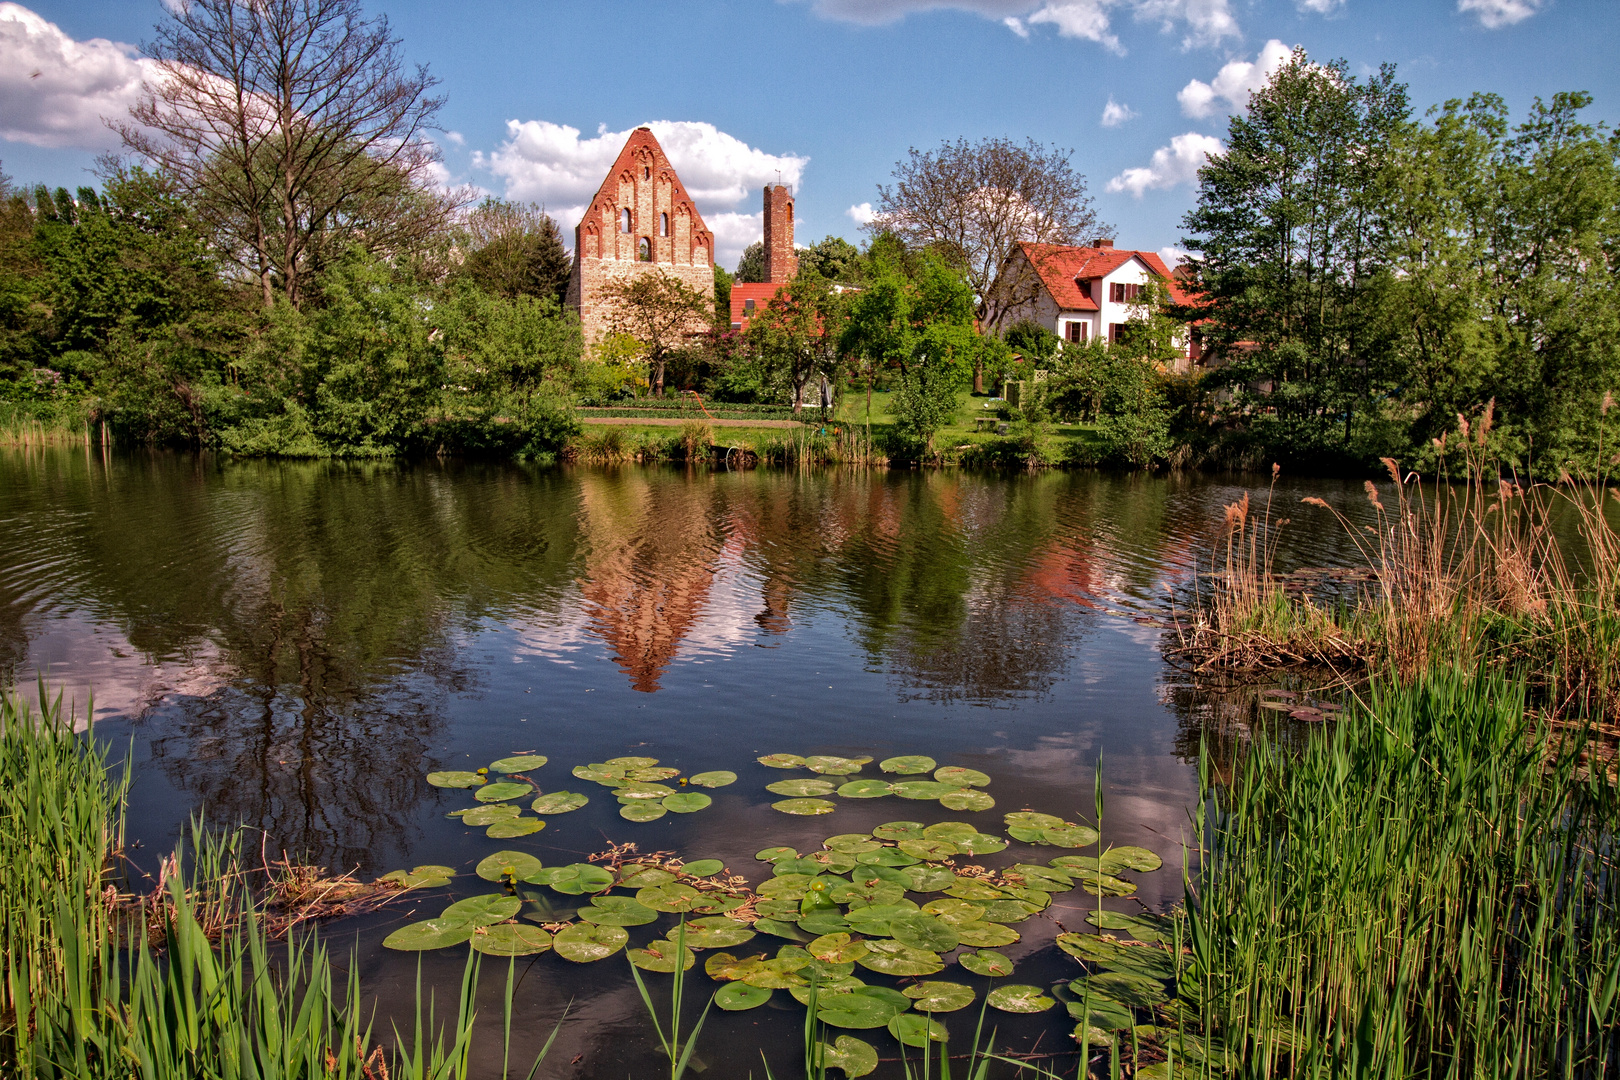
[844,903,916,937]
[579,896,659,926]
[805,755,863,775]
[988,984,1057,1014]
[379,865,455,889]
[956,833,1009,856]
[898,838,958,861]
[460,804,520,826]
[742,957,812,988]
[940,789,995,812]
[855,848,919,867]
[1013,865,1074,891]
[751,918,810,943]
[426,771,484,789]
[953,921,1020,948]
[945,879,1007,901]
[441,894,521,926]
[471,923,552,955]
[617,865,676,889]
[890,913,960,953]
[774,858,826,877]
[979,899,1041,923]
[857,940,944,977]
[958,950,1015,977]
[836,779,893,798]
[383,918,474,951]
[688,771,736,788]
[490,755,548,773]
[898,866,957,893]
[773,798,836,816]
[621,801,667,823]
[823,834,880,853]
[572,765,620,784]
[872,821,926,841]
[473,782,531,803]
[1072,972,1169,1007]
[613,781,677,800]
[934,766,990,788]
[636,883,703,912]
[808,932,871,965]
[892,781,960,800]
[1054,934,1176,979]
[552,922,628,962]
[756,846,798,862]
[831,879,907,907]
[628,766,682,782]
[758,754,806,769]
[629,937,696,972]
[790,974,866,1005]
[798,911,850,936]
[678,916,756,949]
[715,982,773,1011]
[1004,810,1063,828]
[477,851,542,883]
[817,1035,879,1077]
[1084,910,1173,944]
[818,990,907,1030]
[487,817,545,839]
[879,755,936,775]
[1067,997,1136,1031]
[530,791,589,814]
[888,1013,949,1047]
[1044,824,1102,848]
[680,858,724,877]
[545,864,615,895]
[663,792,712,813]
[1098,846,1163,874]
[606,756,659,768]
[1070,870,1137,897]
[903,981,975,1013]
[768,778,837,797]
[705,952,767,980]
[759,873,817,898]
[804,851,859,874]
[692,892,749,915]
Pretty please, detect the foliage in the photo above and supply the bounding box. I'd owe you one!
[735,241,766,283]
[600,271,711,396]
[796,235,864,284]
[746,273,848,412]
[458,198,572,306]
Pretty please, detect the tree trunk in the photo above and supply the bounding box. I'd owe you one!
[972,359,984,395]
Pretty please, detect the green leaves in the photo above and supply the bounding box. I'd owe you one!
[856,940,943,977]
[903,981,975,1013]
[767,778,836,797]
[879,755,936,775]
[758,754,806,769]
[817,1035,878,1077]
[715,982,772,1011]
[958,949,1015,977]
[620,801,666,822]
[888,1013,948,1047]
[426,771,484,789]
[529,791,588,814]
[628,937,695,972]
[474,781,531,803]
[378,865,454,888]
[578,896,658,927]
[687,771,736,788]
[772,798,836,816]
[470,924,552,955]
[477,851,542,882]
[987,984,1057,1014]
[662,793,711,813]
[383,918,475,951]
[441,894,521,926]
[553,922,628,962]
[536,864,614,895]
[489,755,547,773]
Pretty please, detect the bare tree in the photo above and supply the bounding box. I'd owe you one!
[601,272,711,396]
[119,0,457,308]
[870,137,1106,390]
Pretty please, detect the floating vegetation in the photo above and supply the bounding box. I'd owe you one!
[530,791,589,814]
[490,755,548,773]
[687,771,736,788]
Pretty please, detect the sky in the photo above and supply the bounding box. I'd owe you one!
[1,0,1616,271]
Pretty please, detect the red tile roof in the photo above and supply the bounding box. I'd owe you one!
[729,282,785,329]
[1017,242,1197,310]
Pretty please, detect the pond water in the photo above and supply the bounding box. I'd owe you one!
[1,447,1383,1076]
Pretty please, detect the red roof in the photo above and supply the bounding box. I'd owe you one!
[729,282,784,329]
[1017,242,1196,310]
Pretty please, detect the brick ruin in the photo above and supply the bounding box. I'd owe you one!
[566,126,716,346]
[762,183,797,283]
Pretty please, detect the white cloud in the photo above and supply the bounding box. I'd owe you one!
[1003,15,1030,35]
[1457,0,1544,28]
[444,130,465,147]
[1178,39,1295,118]
[1295,0,1344,12]
[1158,245,1193,268]
[1106,132,1224,196]
[1131,0,1239,48]
[0,2,162,149]
[1100,96,1136,127]
[847,202,877,225]
[790,0,1239,51]
[1028,1,1122,53]
[797,0,1036,25]
[477,119,808,269]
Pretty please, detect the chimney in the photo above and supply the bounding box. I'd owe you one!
[763,185,798,284]
[1095,238,1114,249]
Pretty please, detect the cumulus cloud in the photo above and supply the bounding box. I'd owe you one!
[0,2,161,149]
[1028,1,1122,53]
[1158,245,1193,268]
[847,202,877,225]
[1177,39,1295,118]
[789,0,1239,51]
[1106,132,1224,196]
[1100,96,1136,127]
[1130,0,1240,49]
[796,0,1035,24]
[1457,0,1544,27]
[1295,0,1345,11]
[476,119,808,268]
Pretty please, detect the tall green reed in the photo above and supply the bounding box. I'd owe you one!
[629,919,712,1080]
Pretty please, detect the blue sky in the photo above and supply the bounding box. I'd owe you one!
[2,0,1615,269]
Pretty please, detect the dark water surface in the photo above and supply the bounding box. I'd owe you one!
[1,447,1379,1076]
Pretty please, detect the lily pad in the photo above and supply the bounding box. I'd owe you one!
[756,846,798,862]
[798,911,851,936]
[579,896,659,926]
[477,851,543,883]
[617,865,676,889]
[383,918,474,951]
[530,791,589,814]
[855,848,919,867]
[692,892,749,915]
[572,765,620,784]
[620,801,667,823]
[486,817,545,839]
[1071,972,1169,1007]
[958,949,1015,977]
[474,781,531,803]
[940,789,996,812]
[636,883,704,912]
[680,858,725,877]
[441,894,521,926]
[817,1035,879,1077]
[844,902,917,936]
[904,981,975,1013]
[773,798,836,816]
[460,804,520,826]
[471,923,552,956]
[715,982,773,1011]
[742,957,813,988]
[759,873,817,898]
[1043,824,1102,848]
[856,940,944,977]
[613,781,677,800]
[768,778,837,797]
[490,755,548,773]
[805,755,863,775]
[945,879,1007,901]
[1054,934,1176,979]
[898,838,958,862]
[892,781,960,800]
[890,913,960,953]
[663,792,712,813]
[1005,811,1066,830]
[988,984,1057,1014]
[758,754,807,769]
[805,851,859,874]
[955,833,1009,856]
[872,821,926,841]
[836,779,893,798]
[545,864,615,895]
[824,834,880,853]
[934,766,990,788]
[606,756,659,768]
[629,937,696,972]
[552,922,628,962]
[899,866,957,893]
[678,916,756,949]
[1070,870,1137,897]
[1084,910,1173,944]
[705,952,767,980]
[831,880,907,907]
[1013,865,1074,892]
[628,766,682,782]
[1098,846,1163,874]
[1067,997,1136,1031]
[379,865,455,889]
[888,1014,949,1047]
[688,771,737,788]
[808,932,871,965]
[426,771,484,789]
[818,990,907,1030]
[879,755,937,775]
[979,899,1042,924]
[751,919,810,943]
[953,922,1020,948]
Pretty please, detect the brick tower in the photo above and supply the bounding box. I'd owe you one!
[762,184,798,284]
[566,126,715,346]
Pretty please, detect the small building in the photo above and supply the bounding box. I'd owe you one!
[729,184,798,331]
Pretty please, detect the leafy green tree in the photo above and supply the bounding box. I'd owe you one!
[746,273,848,413]
[0,165,48,390]
[459,199,571,305]
[797,236,863,283]
[712,264,734,325]
[600,271,711,396]
[735,241,766,283]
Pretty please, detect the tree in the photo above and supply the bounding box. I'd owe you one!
[734,241,766,283]
[746,273,848,413]
[797,235,863,283]
[120,0,458,308]
[712,264,734,325]
[1182,48,1410,457]
[459,199,571,305]
[600,272,710,396]
[869,136,1105,391]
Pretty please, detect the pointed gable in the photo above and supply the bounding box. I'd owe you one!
[1018,242,1182,311]
[574,126,713,269]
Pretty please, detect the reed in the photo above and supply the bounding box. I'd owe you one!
[1183,666,1620,1078]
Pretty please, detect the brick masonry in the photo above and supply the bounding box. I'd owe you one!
[762,184,797,284]
[566,127,716,346]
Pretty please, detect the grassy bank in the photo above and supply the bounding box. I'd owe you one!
[0,402,96,448]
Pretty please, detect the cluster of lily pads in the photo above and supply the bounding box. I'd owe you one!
[759,754,996,815]
[425,753,737,830]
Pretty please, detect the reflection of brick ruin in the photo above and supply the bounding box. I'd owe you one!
[566,127,716,346]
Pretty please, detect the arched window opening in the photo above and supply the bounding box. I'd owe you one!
[638,237,651,262]
[786,203,793,222]
[643,166,651,180]
[620,208,631,233]
[660,212,669,237]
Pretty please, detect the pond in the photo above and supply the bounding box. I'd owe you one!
[0,447,1380,1076]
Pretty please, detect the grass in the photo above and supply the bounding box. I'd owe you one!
[0,402,96,448]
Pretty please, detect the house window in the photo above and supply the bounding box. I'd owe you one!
[1109,282,1142,303]
[1189,328,1203,362]
[1077,279,1092,300]
[620,208,631,233]
[660,212,669,236]
[637,237,651,261]
[1109,322,1135,344]
[744,298,755,312]
[1064,321,1087,343]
